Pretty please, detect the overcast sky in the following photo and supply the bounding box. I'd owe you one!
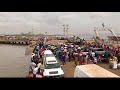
[0,12,120,35]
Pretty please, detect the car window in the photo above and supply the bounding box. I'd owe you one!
[93,48,104,51]
[45,54,54,57]
[44,63,60,69]
[97,49,104,51]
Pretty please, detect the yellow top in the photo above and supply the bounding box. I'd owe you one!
[109,57,118,63]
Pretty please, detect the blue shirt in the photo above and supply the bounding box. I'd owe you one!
[61,55,65,61]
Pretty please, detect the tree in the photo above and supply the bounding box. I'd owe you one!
[21,32,25,35]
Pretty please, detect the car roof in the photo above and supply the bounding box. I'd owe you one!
[44,50,53,54]
[46,57,56,61]
[92,48,103,50]
[45,57,58,64]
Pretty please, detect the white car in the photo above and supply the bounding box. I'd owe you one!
[43,57,64,78]
[42,50,55,60]
[74,64,119,78]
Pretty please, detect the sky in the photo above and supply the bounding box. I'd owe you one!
[0,12,120,35]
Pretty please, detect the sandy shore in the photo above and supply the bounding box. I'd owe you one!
[61,60,120,77]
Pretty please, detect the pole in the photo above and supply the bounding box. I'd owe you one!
[63,24,65,38]
[66,24,69,38]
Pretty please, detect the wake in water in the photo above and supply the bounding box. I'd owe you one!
[25,45,34,56]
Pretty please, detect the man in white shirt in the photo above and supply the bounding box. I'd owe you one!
[91,52,95,57]
[33,66,39,78]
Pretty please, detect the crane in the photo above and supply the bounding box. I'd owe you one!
[94,23,119,44]
[94,24,118,40]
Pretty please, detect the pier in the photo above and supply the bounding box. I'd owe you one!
[0,35,30,45]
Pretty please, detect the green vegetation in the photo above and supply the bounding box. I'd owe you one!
[0,32,44,36]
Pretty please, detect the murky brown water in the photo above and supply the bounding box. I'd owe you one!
[0,44,31,77]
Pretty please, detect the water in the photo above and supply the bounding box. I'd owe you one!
[0,44,31,77]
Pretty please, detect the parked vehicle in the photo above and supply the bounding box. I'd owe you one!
[90,48,107,62]
[42,50,55,60]
[91,48,106,56]
[74,64,119,77]
[43,57,64,78]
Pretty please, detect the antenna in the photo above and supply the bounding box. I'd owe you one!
[102,23,105,27]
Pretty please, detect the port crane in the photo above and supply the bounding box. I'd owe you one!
[93,23,119,44]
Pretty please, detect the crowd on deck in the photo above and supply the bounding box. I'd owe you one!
[26,37,120,78]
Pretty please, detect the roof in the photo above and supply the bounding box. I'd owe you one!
[76,64,119,77]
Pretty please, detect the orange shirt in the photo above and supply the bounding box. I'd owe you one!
[26,74,33,78]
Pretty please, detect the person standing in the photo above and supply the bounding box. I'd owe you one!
[74,54,78,66]
[78,50,83,65]
[36,68,43,78]
[61,53,66,65]
[68,51,72,62]
[58,50,62,61]
[29,61,36,73]
[97,54,102,63]
[116,49,120,63]
[26,72,33,78]
[66,51,69,62]
[38,60,44,73]
[55,52,59,60]
[84,55,88,64]
[33,66,39,78]
[109,54,118,69]
[33,54,39,65]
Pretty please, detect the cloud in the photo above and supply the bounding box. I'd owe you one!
[0,12,119,34]
[90,12,112,19]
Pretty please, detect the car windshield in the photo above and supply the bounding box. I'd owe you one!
[44,63,60,69]
[93,48,104,51]
[45,54,54,57]
[96,49,104,51]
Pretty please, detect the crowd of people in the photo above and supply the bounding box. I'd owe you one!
[26,40,45,78]
[26,37,120,78]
